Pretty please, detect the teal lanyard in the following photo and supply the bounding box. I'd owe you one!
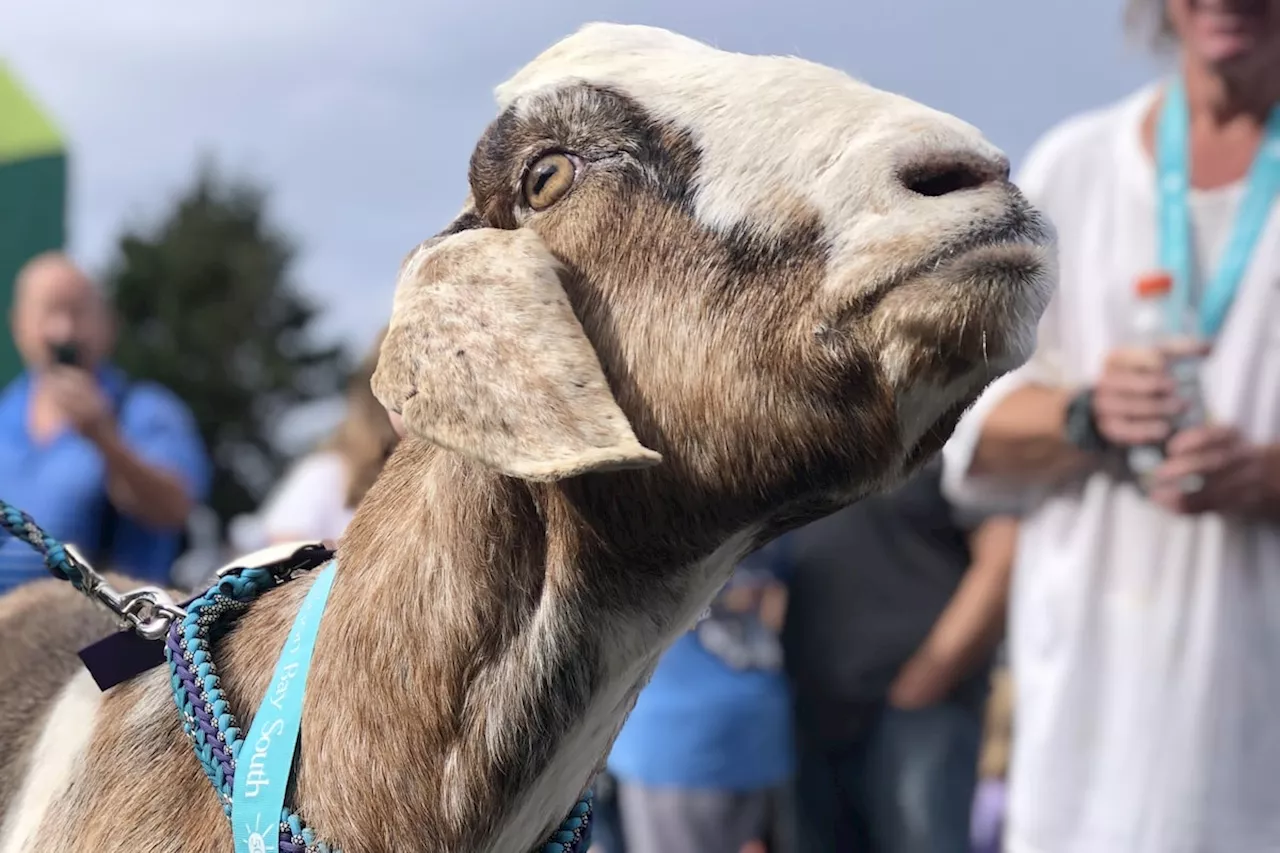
[1157,77,1280,339]
[232,561,338,853]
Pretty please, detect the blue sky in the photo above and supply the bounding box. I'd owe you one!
[1,0,1161,358]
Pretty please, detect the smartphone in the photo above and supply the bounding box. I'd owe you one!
[50,341,81,367]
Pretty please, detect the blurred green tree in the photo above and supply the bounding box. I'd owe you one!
[103,161,351,525]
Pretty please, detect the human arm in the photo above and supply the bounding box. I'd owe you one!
[967,384,1085,481]
[968,342,1191,482]
[44,367,207,529]
[94,426,196,529]
[887,514,1019,709]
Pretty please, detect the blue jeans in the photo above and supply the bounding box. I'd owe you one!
[792,702,982,853]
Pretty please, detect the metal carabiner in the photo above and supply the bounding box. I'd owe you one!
[63,544,185,641]
[214,540,331,580]
[118,587,186,642]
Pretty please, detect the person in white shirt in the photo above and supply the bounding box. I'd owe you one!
[942,1,1280,851]
[259,329,398,545]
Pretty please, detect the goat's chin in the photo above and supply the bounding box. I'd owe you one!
[899,395,972,473]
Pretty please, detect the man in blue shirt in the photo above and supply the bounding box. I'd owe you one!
[0,252,211,593]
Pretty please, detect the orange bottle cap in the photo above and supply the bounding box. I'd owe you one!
[1135,271,1173,298]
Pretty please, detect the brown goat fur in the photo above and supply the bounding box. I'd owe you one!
[0,22,1053,853]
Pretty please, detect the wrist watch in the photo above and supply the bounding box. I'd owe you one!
[1062,387,1109,453]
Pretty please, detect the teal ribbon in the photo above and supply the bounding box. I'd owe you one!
[232,561,338,853]
[1156,77,1280,339]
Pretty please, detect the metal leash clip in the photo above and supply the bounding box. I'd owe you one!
[65,543,187,641]
[214,540,336,582]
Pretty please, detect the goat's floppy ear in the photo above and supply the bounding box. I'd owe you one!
[373,221,662,482]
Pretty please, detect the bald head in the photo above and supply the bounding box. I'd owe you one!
[11,252,114,372]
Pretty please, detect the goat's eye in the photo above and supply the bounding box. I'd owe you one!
[522,153,576,211]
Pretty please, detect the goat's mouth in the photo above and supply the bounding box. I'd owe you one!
[906,202,1051,284]
[834,200,1052,329]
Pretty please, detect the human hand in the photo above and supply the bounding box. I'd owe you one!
[1148,425,1274,518]
[1092,340,1207,447]
[43,366,114,443]
[887,651,953,710]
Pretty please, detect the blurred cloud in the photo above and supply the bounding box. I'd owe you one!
[0,0,1162,352]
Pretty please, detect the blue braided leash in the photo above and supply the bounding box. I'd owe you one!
[0,499,593,853]
[1,500,91,589]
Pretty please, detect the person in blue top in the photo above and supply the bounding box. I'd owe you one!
[0,252,211,593]
[602,541,792,853]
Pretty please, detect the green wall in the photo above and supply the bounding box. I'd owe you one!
[0,63,67,384]
[0,154,66,380]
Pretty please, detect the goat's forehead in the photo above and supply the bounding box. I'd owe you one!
[494,23,987,238]
[497,24,854,101]
[496,22,883,126]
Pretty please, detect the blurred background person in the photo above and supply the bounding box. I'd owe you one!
[256,328,397,546]
[602,544,792,853]
[779,458,1016,853]
[943,1,1280,851]
[0,252,210,590]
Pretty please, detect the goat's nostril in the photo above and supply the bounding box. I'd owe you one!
[901,158,1007,198]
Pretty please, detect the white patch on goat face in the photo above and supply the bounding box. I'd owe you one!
[497,23,1006,264]
[491,526,758,852]
[0,672,101,853]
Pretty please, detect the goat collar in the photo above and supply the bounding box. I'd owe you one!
[168,543,594,853]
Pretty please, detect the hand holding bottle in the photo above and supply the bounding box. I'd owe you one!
[1148,425,1276,517]
[1092,345,1187,448]
[1118,272,1210,492]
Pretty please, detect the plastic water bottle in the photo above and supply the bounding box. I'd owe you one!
[1125,271,1207,492]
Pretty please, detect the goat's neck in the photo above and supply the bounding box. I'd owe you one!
[230,441,750,852]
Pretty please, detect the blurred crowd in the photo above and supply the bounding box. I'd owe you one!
[3,1,1280,852]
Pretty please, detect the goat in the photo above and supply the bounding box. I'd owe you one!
[0,22,1054,853]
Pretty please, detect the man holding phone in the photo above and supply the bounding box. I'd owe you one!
[0,252,210,593]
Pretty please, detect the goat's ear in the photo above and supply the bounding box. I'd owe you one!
[373,221,662,482]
